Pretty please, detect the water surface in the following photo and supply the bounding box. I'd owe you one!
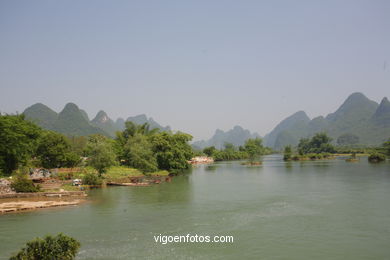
[1,155,389,259]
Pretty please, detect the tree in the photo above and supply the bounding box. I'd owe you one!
[203,146,216,157]
[297,133,335,154]
[151,132,194,173]
[244,138,264,162]
[283,145,292,161]
[0,114,42,175]
[123,133,158,173]
[309,133,334,153]
[297,138,310,155]
[36,131,80,169]
[10,233,80,260]
[115,122,159,162]
[86,135,116,176]
[11,171,40,193]
[368,151,385,163]
[382,139,390,156]
[68,136,88,156]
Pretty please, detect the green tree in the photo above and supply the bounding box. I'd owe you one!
[115,122,159,161]
[244,138,264,162]
[297,133,335,154]
[11,171,40,193]
[297,138,310,155]
[203,146,217,157]
[123,133,158,173]
[382,139,390,156]
[10,233,80,260]
[86,135,116,176]
[368,151,386,163]
[0,114,42,175]
[37,131,80,169]
[151,132,194,173]
[82,172,102,186]
[283,145,292,161]
[68,136,88,156]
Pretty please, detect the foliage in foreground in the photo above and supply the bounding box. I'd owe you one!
[10,233,80,260]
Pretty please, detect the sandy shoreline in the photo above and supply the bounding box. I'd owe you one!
[0,191,87,214]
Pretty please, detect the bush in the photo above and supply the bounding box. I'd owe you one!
[11,173,40,193]
[82,172,102,186]
[368,152,386,163]
[10,233,80,260]
[56,172,75,181]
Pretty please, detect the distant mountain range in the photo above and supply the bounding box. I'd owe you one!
[192,126,260,150]
[20,92,390,149]
[23,103,170,137]
[263,92,390,149]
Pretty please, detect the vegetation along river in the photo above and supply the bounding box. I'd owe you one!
[1,155,389,259]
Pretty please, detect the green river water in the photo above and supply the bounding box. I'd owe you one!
[1,155,390,259]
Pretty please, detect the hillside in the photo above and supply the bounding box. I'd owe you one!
[23,103,170,137]
[264,92,390,149]
[91,110,118,137]
[126,114,171,132]
[23,103,58,130]
[52,103,107,136]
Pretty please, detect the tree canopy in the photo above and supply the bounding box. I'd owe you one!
[298,133,335,154]
[37,131,80,169]
[10,233,80,260]
[0,114,42,175]
[85,135,116,175]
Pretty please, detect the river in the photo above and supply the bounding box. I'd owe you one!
[1,155,389,259]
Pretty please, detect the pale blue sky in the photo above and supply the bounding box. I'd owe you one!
[1,0,389,140]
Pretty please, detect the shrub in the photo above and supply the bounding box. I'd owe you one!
[10,233,80,260]
[368,152,386,163]
[11,173,40,193]
[56,172,74,181]
[82,172,102,186]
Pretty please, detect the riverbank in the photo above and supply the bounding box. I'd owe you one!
[0,191,86,214]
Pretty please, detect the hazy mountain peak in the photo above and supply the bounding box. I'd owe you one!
[265,92,388,149]
[61,102,80,114]
[126,114,170,132]
[92,110,110,123]
[326,92,378,122]
[263,110,310,148]
[377,97,390,112]
[193,125,260,149]
[372,97,390,126]
[291,110,310,120]
[23,103,58,129]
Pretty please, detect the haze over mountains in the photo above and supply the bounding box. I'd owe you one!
[192,126,260,150]
[23,103,171,138]
[21,92,390,150]
[263,92,390,149]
